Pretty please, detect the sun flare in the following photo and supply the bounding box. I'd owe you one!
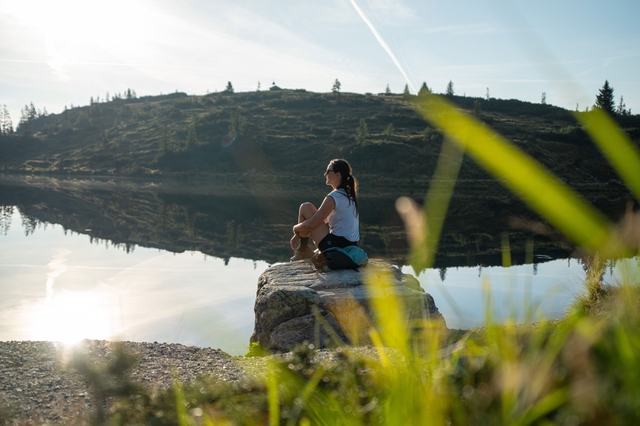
[5,0,161,73]
[26,290,115,345]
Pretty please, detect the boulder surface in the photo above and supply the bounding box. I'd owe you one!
[251,259,445,352]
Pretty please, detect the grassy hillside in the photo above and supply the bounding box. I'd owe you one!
[2,90,639,186]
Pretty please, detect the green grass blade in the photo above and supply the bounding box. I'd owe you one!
[173,375,194,426]
[365,267,409,354]
[413,95,624,256]
[422,137,465,270]
[267,360,280,426]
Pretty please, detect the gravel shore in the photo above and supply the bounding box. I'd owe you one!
[0,340,246,425]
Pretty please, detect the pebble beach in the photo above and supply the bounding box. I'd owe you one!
[0,340,246,425]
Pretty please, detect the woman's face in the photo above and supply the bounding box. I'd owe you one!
[324,164,341,188]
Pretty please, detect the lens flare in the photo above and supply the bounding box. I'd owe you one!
[221,131,239,149]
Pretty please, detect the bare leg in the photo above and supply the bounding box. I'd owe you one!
[297,202,330,248]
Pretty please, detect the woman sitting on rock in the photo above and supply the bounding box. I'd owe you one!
[290,158,360,261]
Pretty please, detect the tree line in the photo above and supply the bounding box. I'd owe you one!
[0,102,48,137]
[342,78,632,116]
[90,88,137,105]
[1,80,634,139]
[0,87,139,137]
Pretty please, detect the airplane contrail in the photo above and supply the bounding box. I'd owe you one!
[349,0,417,94]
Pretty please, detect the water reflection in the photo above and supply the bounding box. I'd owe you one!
[406,259,583,330]
[4,206,635,354]
[0,175,635,354]
[0,175,602,266]
[414,256,640,330]
[0,210,265,355]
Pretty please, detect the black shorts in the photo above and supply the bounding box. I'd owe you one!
[318,233,357,252]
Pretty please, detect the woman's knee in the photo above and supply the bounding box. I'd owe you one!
[299,202,317,218]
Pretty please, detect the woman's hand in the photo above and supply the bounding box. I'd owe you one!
[290,233,300,251]
[293,222,303,234]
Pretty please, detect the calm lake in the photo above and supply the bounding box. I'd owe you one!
[0,175,634,355]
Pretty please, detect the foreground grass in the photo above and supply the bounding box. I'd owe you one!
[3,69,638,425]
[59,86,640,424]
[11,269,631,426]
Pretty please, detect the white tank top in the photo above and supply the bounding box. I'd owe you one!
[327,189,360,242]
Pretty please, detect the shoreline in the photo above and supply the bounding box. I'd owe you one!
[0,339,244,424]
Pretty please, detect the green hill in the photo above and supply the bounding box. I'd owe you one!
[1,90,639,186]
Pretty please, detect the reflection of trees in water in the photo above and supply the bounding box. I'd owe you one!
[439,267,447,282]
[156,199,201,237]
[17,206,39,236]
[0,192,567,266]
[0,186,406,263]
[8,179,628,266]
[157,197,168,231]
[226,220,244,249]
[451,233,495,251]
[378,227,392,255]
[0,205,13,235]
[151,191,284,261]
[0,202,137,254]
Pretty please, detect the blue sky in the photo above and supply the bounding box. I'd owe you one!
[1,0,638,125]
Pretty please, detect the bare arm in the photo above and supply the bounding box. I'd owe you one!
[293,196,335,235]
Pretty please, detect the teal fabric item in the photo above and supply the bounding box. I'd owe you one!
[332,245,368,266]
[321,246,368,271]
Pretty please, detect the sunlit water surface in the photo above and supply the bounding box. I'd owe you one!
[1,211,264,355]
[405,256,639,329]
[2,210,635,355]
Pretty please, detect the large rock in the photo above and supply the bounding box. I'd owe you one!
[250,259,445,352]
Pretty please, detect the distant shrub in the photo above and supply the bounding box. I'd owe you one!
[624,127,640,139]
[423,127,443,142]
[535,125,589,144]
[310,125,332,136]
[449,96,574,120]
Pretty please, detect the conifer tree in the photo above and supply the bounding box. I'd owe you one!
[332,79,341,94]
[0,105,13,135]
[19,104,36,136]
[446,80,454,96]
[403,84,410,96]
[594,80,615,114]
[225,82,234,93]
[28,102,37,121]
[418,82,430,97]
[474,99,482,117]
[355,118,369,145]
[617,96,627,116]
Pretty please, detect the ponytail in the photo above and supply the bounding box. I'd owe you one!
[330,159,359,215]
